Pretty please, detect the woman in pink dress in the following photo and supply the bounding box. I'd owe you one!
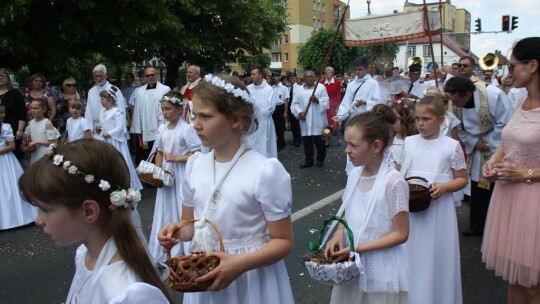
[482,37,540,303]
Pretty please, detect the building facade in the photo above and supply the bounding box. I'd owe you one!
[269,0,348,74]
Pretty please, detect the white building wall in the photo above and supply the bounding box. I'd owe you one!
[393,43,463,75]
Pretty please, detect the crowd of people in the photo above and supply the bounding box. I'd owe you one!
[1,36,539,304]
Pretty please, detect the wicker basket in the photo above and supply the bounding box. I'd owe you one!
[20,134,36,153]
[166,219,224,292]
[406,176,432,212]
[136,150,174,188]
[302,215,360,286]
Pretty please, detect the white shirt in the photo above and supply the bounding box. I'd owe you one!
[129,82,171,142]
[336,74,382,122]
[290,83,329,136]
[66,117,91,143]
[272,83,289,106]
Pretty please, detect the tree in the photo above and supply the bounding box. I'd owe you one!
[297,28,399,75]
[238,53,272,72]
[0,0,287,87]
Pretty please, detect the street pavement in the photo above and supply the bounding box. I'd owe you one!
[0,134,507,303]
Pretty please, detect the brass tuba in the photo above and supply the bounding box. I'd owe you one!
[407,56,423,68]
[479,53,499,70]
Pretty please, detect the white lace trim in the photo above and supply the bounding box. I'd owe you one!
[221,234,269,252]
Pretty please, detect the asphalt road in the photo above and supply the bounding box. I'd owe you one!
[0,134,507,303]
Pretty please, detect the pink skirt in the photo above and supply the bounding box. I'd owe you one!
[481,181,540,287]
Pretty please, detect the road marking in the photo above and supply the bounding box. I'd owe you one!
[291,189,344,222]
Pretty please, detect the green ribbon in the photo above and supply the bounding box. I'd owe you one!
[308,215,356,253]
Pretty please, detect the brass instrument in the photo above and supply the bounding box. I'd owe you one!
[479,53,499,70]
[407,56,424,68]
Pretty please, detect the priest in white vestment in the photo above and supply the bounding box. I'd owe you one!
[130,66,171,164]
[246,66,278,158]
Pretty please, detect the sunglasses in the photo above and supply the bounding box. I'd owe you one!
[508,60,531,72]
[456,64,471,68]
[145,74,156,77]
[65,83,77,87]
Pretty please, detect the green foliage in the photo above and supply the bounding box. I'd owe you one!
[297,28,400,74]
[0,0,287,87]
[238,53,272,71]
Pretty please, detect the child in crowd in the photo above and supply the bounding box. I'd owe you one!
[159,74,294,303]
[148,91,202,262]
[18,140,172,303]
[98,89,142,190]
[389,99,416,166]
[397,95,468,304]
[65,99,92,143]
[325,111,410,304]
[0,103,38,229]
[424,87,460,140]
[23,98,61,164]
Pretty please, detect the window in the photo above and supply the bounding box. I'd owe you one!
[423,45,431,57]
[284,53,289,62]
[313,17,317,27]
[313,1,317,10]
[407,46,416,57]
[272,53,281,62]
[322,4,326,12]
[284,34,289,44]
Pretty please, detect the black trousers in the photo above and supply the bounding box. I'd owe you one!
[135,138,155,165]
[287,103,302,144]
[302,135,326,163]
[469,180,494,233]
[272,104,286,148]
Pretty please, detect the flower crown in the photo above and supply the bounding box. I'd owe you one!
[392,99,410,114]
[203,74,254,104]
[161,95,186,106]
[45,144,141,210]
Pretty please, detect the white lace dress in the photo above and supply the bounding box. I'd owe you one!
[148,122,201,262]
[182,150,294,304]
[0,123,38,229]
[24,118,60,164]
[98,107,142,190]
[331,166,409,304]
[400,134,466,304]
[388,136,404,167]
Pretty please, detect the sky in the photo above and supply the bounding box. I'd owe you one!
[348,0,540,59]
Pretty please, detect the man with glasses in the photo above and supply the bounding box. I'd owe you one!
[130,66,171,164]
[445,76,512,237]
[86,64,127,135]
[332,57,382,173]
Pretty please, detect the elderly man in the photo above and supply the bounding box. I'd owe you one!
[86,64,127,132]
[130,66,171,164]
[180,65,202,123]
[445,76,512,237]
[246,65,277,158]
[291,70,329,168]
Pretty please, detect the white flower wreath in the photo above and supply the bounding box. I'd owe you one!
[203,74,254,104]
[44,144,141,210]
[162,95,186,106]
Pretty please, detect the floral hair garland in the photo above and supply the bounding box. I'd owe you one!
[45,144,141,211]
[203,74,254,104]
[161,95,186,106]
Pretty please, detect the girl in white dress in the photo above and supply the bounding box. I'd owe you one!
[18,139,173,303]
[159,74,294,304]
[149,91,202,262]
[65,99,92,143]
[397,95,468,304]
[0,103,38,230]
[388,99,416,167]
[23,98,60,164]
[325,111,410,304]
[98,89,143,190]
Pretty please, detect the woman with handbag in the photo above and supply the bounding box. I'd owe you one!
[397,95,467,304]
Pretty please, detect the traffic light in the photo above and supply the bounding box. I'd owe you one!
[475,18,482,32]
[511,16,519,30]
[502,15,510,31]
